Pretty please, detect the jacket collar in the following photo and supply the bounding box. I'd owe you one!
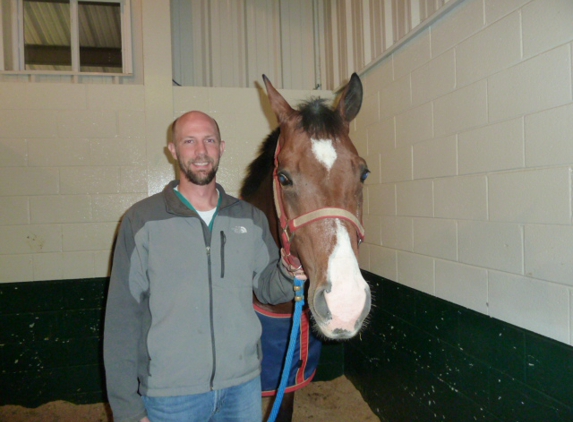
[163,180,239,216]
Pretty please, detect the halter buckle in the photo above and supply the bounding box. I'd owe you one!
[282,250,303,271]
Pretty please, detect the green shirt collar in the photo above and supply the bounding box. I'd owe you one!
[174,187,221,231]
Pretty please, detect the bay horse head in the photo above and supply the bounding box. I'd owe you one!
[263,73,371,339]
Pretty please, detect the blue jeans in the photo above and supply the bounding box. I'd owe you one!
[142,377,262,422]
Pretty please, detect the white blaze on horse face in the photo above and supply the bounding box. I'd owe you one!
[324,220,368,334]
[311,138,337,172]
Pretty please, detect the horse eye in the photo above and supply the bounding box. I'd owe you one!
[360,169,370,183]
[278,172,292,186]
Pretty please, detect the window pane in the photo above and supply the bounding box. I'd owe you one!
[79,1,122,73]
[24,0,71,71]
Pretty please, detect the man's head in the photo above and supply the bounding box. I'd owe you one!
[169,111,225,186]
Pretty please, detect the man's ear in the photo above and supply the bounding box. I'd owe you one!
[168,142,177,160]
[219,140,226,156]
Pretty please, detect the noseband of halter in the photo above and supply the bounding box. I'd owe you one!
[272,138,366,269]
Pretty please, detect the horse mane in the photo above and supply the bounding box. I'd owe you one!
[240,98,345,199]
[240,127,279,200]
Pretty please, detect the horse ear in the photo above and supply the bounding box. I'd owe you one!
[263,74,295,124]
[335,73,363,123]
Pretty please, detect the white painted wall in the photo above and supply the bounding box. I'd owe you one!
[0,82,148,281]
[0,0,328,283]
[356,0,573,345]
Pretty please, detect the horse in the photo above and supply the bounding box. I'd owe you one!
[240,73,371,421]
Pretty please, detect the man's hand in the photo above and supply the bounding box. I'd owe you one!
[280,248,308,281]
[140,417,151,422]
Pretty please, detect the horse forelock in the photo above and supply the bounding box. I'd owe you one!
[297,98,345,139]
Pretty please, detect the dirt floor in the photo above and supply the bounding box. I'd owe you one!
[0,375,379,422]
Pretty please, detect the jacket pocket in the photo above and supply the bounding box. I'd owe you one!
[220,231,226,278]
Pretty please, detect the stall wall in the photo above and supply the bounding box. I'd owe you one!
[0,84,327,283]
[0,83,148,281]
[346,0,573,420]
[356,0,573,345]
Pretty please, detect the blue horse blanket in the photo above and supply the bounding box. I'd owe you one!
[255,304,322,396]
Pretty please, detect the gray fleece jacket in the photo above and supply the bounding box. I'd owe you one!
[103,181,294,422]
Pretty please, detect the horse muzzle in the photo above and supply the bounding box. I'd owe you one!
[311,280,371,339]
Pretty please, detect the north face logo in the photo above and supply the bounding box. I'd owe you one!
[232,226,247,234]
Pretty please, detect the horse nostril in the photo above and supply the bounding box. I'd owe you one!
[313,287,331,322]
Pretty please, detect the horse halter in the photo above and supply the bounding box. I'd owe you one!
[272,138,366,269]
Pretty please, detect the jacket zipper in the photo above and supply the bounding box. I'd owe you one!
[175,186,222,391]
[206,245,217,391]
[220,231,226,278]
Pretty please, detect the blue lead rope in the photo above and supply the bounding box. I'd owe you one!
[266,277,305,422]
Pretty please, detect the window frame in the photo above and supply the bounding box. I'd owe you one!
[1,0,132,75]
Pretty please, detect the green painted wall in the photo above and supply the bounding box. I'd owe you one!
[0,278,342,408]
[346,271,573,421]
[0,279,108,406]
[4,274,572,421]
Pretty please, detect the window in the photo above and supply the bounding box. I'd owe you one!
[1,0,132,74]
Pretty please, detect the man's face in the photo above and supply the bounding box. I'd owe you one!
[169,112,225,186]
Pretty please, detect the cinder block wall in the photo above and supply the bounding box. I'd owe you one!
[0,83,330,282]
[347,0,573,420]
[0,84,148,282]
[356,0,573,346]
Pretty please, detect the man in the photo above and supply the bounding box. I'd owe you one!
[104,111,304,422]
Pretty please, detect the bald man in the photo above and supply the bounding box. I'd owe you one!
[104,111,304,422]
